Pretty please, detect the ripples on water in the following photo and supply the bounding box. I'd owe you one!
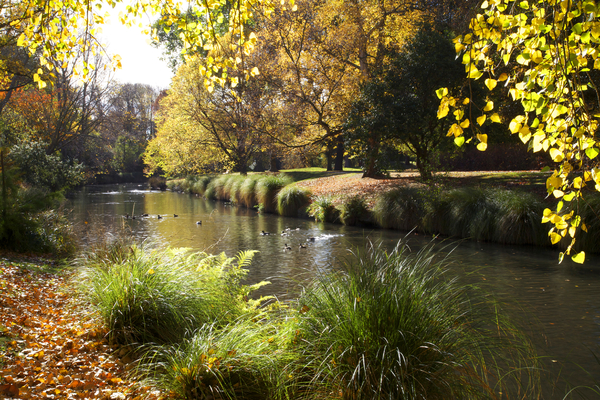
[69,184,600,399]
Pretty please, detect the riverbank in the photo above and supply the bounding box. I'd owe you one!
[166,169,599,253]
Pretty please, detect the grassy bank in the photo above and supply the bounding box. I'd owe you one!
[74,241,540,399]
[167,170,600,253]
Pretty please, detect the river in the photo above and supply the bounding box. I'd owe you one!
[68,183,600,399]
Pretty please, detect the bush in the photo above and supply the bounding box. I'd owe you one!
[149,176,167,191]
[277,185,312,217]
[307,195,340,223]
[297,240,539,399]
[339,196,371,226]
[491,189,547,245]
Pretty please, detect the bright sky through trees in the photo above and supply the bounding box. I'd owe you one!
[99,5,173,89]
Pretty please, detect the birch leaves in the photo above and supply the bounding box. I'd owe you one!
[437,0,600,263]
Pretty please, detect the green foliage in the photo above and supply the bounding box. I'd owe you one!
[111,136,145,174]
[307,195,340,223]
[76,244,268,345]
[340,195,371,226]
[9,141,85,192]
[297,240,539,399]
[256,175,292,214]
[276,185,311,217]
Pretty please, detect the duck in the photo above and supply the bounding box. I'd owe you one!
[196,221,202,225]
[283,243,292,251]
[307,237,316,242]
[124,214,130,219]
[157,214,162,219]
[261,230,271,236]
[174,214,178,217]
[299,243,307,249]
[281,230,288,236]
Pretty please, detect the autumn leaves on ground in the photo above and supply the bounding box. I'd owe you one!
[0,257,163,399]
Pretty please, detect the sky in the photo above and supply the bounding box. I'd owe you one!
[97,8,174,90]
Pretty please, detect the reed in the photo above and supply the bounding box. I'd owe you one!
[297,240,540,399]
[277,185,312,217]
[256,175,293,214]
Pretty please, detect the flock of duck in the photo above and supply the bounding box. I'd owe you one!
[123,213,202,225]
[124,214,315,250]
[261,228,317,251]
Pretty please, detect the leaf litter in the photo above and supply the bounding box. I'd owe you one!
[0,257,165,399]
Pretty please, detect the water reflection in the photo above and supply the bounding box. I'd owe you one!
[69,184,600,398]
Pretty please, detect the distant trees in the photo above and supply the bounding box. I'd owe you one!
[145,56,276,176]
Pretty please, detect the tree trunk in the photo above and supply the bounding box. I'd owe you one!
[269,151,279,172]
[362,135,379,178]
[416,152,432,181]
[334,136,344,171]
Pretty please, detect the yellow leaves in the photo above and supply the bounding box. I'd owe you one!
[549,147,565,162]
[477,115,487,125]
[490,113,501,123]
[435,87,448,99]
[476,133,488,151]
[572,251,586,263]
[483,100,494,111]
[485,78,497,90]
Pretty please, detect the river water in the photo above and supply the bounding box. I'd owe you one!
[69,184,600,399]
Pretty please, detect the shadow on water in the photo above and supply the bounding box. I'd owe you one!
[69,184,600,399]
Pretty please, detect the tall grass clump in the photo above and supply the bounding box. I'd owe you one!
[191,175,215,196]
[490,189,547,245]
[307,195,340,223]
[142,312,298,400]
[444,187,495,240]
[373,187,425,231]
[297,240,539,399]
[76,245,267,345]
[227,175,247,204]
[204,179,218,200]
[339,195,371,226]
[239,176,260,208]
[166,178,184,191]
[277,185,312,217]
[256,174,293,213]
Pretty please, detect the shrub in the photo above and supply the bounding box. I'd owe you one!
[307,195,340,223]
[149,176,167,191]
[277,185,312,217]
[297,240,539,399]
[256,175,292,214]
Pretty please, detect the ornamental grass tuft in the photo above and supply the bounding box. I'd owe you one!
[75,244,266,345]
[277,185,312,217]
[296,240,540,400]
[307,195,340,223]
[256,175,293,213]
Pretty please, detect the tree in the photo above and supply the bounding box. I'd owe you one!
[436,0,600,263]
[145,56,273,176]
[255,0,358,171]
[346,24,463,179]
